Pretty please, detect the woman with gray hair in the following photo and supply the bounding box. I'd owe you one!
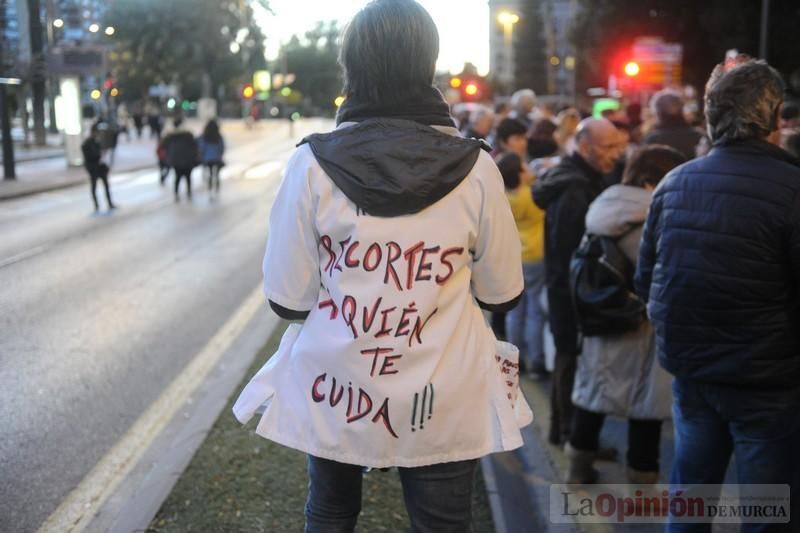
[509,88,536,129]
[232,1,531,530]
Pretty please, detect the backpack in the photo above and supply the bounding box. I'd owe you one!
[569,233,646,337]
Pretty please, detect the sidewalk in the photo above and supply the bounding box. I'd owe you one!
[484,373,740,533]
[0,135,159,201]
[0,119,225,201]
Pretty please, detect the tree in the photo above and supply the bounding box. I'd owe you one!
[280,21,342,114]
[105,0,267,102]
[570,0,800,96]
[26,0,46,146]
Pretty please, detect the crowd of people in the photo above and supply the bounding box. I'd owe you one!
[451,56,800,508]
[232,1,800,531]
[80,111,227,211]
[459,63,800,494]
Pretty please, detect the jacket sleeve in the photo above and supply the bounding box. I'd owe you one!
[635,190,661,305]
[470,159,524,307]
[546,187,590,355]
[262,148,321,315]
[790,191,800,309]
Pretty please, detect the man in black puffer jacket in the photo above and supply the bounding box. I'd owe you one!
[636,59,800,525]
[533,118,621,446]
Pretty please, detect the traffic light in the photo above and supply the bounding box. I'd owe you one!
[459,78,483,102]
[624,61,640,77]
[242,84,255,99]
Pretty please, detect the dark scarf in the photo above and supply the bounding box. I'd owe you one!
[335,86,456,128]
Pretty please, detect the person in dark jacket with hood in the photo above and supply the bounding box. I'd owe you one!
[237,2,530,531]
[532,117,621,446]
[637,59,800,532]
[642,89,704,159]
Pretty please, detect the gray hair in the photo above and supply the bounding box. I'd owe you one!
[704,59,785,145]
[650,89,684,121]
[510,89,536,112]
[469,106,494,127]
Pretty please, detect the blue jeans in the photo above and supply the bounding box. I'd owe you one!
[505,261,545,368]
[305,455,477,533]
[668,378,800,533]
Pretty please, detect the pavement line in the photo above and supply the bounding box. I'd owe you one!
[0,244,48,269]
[37,284,267,533]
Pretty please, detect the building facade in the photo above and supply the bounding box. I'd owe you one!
[488,0,522,90]
[488,0,577,100]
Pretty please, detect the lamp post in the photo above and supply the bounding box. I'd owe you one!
[497,11,519,89]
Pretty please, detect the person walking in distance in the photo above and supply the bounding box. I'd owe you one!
[231,1,531,531]
[81,125,116,213]
[637,59,800,532]
[163,127,198,202]
[532,118,621,447]
[197,119,226,198]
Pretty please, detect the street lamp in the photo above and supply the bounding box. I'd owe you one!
[88,23,100,33]
[497,11,519,48]
[497,11,519,87]
[53,18,64,28]
[104,26,115,36]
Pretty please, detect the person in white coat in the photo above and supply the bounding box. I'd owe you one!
[566,144,686,484]
[232,1,531,531]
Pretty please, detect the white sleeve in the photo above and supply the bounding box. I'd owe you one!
[262,148,321,311]
[470,157,524,304]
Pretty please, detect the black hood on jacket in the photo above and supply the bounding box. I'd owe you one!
[299,118,486,217]
[532,153,604,209]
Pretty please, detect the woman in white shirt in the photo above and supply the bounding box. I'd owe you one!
[233,1,531,530]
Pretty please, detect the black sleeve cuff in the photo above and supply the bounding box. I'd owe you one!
[269,300,310,321]
[477,291,523,313]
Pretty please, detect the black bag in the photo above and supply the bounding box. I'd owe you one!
[569,234,646,337]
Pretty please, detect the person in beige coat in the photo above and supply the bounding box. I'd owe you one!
[566,145,686,484]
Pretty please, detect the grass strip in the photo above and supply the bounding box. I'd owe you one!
[149,321,495,532]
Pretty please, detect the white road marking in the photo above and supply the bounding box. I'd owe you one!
[0,245,48,269]
[243,160,284,180]
[37,284,269,533]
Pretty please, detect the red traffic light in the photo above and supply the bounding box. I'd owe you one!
[624,61,640,77]
[459,78,483,101]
